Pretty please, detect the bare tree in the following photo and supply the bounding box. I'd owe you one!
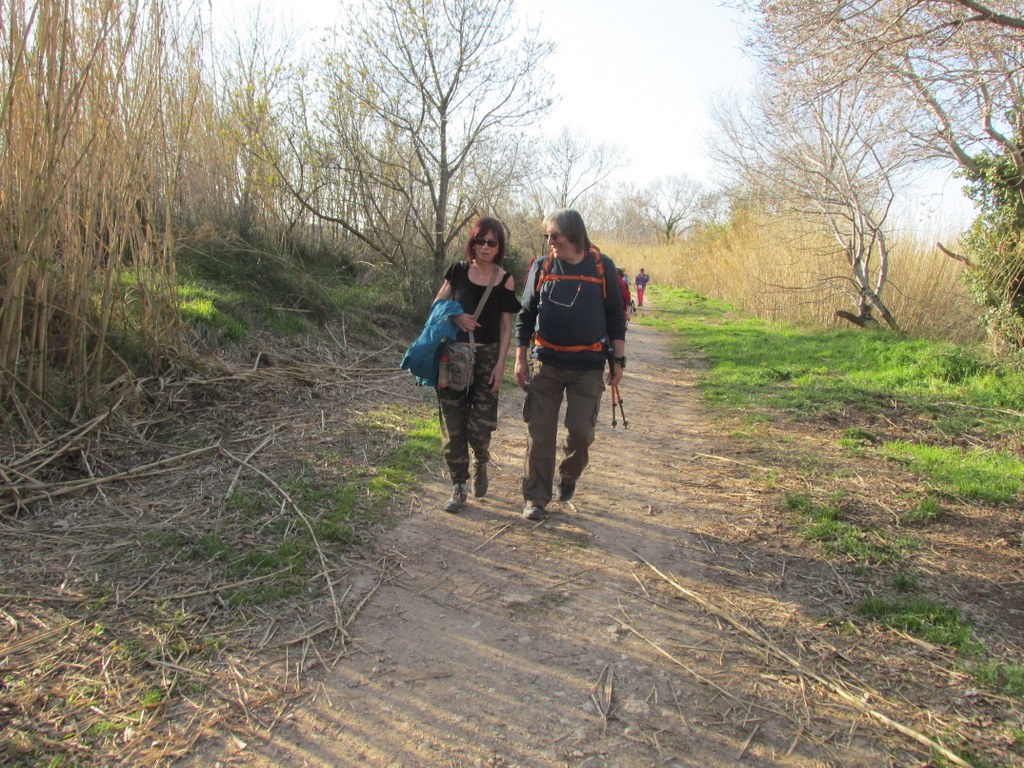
[947,0,1024,28]
[510,126,626,256]
[740,0,1024,341]
[532,127,625,211]
[275,0,552,292]
[644,175,712,243]
[213,8,304,243]
[581,183,650,244]
[743,0,1024,200]
[713,72,917,330]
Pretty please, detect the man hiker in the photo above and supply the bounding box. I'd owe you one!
[514,209,627,521]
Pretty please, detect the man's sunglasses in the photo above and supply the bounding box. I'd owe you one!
[473,237,499,248]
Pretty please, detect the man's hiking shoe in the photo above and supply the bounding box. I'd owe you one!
[557,480,576,503]
[444,483,468,513]
[473,463,488,498]
[522,501,546,521]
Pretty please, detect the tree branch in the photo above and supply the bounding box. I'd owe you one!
[948,0,1024,30]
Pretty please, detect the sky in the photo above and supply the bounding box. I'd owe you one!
[212,0,757,188]
[210,0,974,232]
[512,0,756,188]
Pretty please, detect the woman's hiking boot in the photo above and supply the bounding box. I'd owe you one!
[444,483,468,513]
[473,463,488,498]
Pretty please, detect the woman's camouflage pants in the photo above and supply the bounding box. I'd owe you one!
[437,343,501,483]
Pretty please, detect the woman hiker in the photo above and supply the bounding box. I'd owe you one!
[432,216,521,513]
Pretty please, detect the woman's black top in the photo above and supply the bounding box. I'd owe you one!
[444,261,521,345]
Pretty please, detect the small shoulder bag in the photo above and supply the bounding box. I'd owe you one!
[439,266,501,391]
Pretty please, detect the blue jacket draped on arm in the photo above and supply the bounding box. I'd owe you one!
[399,300,463,387]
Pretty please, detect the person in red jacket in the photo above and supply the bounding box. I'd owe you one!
[616,268,632,322]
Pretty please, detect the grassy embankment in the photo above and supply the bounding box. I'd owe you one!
[170,241,440,595]
[2,242,443,768]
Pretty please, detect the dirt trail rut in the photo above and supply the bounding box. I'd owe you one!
[223,313,898,768]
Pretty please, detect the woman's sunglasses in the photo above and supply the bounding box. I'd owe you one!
[473,237,499,248]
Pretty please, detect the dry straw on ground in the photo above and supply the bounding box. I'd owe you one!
[1,327,417,766]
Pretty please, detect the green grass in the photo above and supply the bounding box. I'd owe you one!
[174,238,425,350]
[890,570,920,592]
[856,595,984,654]
[966,659,1024,700]
[855,592,1024,706]
[838,427,880,455]
[176,242,335,336]
[279,475,362,544]
[639,286,1024,439]
[785,493,914,565]
[359,407,441,497]
[901,495,945,525]
[177,282,247,342]
[140,686,167,707]
[880,441,1024,504]
[640,286,1024,503]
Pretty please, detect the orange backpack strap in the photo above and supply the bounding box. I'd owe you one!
[533,335,606,353]
[590,247,606,297]
[536,248,607,298]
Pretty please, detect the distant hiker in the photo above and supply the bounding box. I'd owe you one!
[616,267,633,321]
[433,216,521,513]
[622,270,636,315]
[635,268,650,307]
[514,209,627,521]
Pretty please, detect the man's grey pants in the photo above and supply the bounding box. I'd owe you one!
[521,362,605,507]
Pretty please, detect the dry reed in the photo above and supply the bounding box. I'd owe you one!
[0,0,207,425]
[598,211,983,341]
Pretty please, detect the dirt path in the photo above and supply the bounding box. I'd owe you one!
[211,314,917,767]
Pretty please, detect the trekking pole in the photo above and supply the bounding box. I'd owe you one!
[607,352,617,427]
[607,350,628,429]
[602,352,626,430]
[610,383,628,429]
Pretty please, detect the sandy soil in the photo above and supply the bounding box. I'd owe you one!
[190,312,946,768]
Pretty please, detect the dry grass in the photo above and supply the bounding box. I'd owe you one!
[598,211,984,342]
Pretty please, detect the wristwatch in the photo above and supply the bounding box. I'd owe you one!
[613,356,626,368]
